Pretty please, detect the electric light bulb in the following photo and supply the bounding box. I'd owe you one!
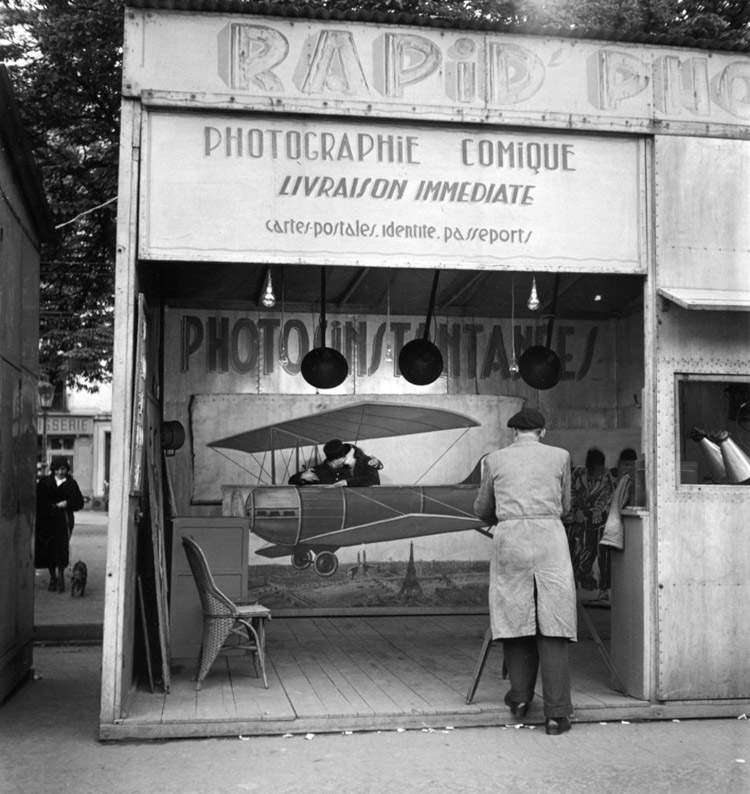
[261,271,276,308]
[384,342,393,362]
[527,277,540,311]
[509,358,520,375]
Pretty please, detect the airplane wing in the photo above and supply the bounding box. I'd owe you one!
[299,513,487,548]
[255,543,339,558]
[255,545,295,558]
[208,401,479,454]
[255,514,490,558]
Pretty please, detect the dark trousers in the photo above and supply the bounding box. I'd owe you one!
[502,634,572,718]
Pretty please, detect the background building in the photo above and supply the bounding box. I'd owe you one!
[37,383,112,509]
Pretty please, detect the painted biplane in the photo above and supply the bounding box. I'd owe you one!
[209,402,491,576]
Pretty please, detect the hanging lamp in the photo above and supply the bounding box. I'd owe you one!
[398,270,443,386]
[509,275,519,375]
[300,267,349,389]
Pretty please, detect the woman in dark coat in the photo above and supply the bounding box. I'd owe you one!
[35,457,85,592]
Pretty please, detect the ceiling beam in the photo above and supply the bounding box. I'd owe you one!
[437,272,487,310]
[373,270,396,311]
[335,267,370,308]
[537,273,586,315]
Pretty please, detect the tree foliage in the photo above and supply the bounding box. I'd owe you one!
[1,0,123,391]
[307,0,749,44]
[1,0,747,392]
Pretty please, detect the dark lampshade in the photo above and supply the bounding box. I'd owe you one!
[300,346,349,389]
[518,345,562,390]
[161,420,186,452]
[398,338,443,386]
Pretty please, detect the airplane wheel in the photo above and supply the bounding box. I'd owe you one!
[314,551,339,577]
[291,549,313,570]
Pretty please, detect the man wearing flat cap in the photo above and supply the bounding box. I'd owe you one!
[473,407,576,735]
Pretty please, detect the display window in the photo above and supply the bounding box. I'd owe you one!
[48,436,75,451]
[678,375,750,485]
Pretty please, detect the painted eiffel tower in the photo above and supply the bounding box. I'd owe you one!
[398,541,423,600]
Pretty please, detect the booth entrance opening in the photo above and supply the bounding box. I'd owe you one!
[124,257,650,732]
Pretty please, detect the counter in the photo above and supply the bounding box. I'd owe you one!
[610,509,652,700]
[169,517,249,660]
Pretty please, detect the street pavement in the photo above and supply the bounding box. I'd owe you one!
[4,510,747,793]
[33,509,107,638]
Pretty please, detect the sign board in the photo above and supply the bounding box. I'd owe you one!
[141,112,643,270]
[37,414,94,435]
[167,308,608,393]
[124,12,750,136]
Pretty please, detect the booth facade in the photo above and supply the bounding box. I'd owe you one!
[0,65,53,703]
[100,3,750,738]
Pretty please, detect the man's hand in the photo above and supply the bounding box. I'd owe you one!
[368,456,383,470]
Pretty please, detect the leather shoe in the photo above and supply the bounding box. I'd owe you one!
[545,717,572,735]
[504,691,529,720]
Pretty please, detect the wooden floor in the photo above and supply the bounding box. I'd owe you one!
[108,613,656,740]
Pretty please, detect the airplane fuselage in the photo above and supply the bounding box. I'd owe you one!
[245,483,485,551]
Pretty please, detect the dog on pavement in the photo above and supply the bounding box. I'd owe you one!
[70,560,88,597]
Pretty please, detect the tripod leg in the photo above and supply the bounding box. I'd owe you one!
[466,627,494,704]
[577,600,626,693]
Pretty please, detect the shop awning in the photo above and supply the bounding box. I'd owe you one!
[658,287,750,311]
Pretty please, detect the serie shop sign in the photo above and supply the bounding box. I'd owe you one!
[37,415,93,435]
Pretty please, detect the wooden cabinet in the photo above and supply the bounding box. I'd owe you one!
[169,517,249,661]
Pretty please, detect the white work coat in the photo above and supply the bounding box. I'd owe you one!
[473,434,576,641]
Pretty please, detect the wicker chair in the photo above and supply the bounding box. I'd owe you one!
[182,535,271,690]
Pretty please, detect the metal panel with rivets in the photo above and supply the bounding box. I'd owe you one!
[653,135,750,700]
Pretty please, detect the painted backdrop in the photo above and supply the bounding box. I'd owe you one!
[194,393,522,609]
